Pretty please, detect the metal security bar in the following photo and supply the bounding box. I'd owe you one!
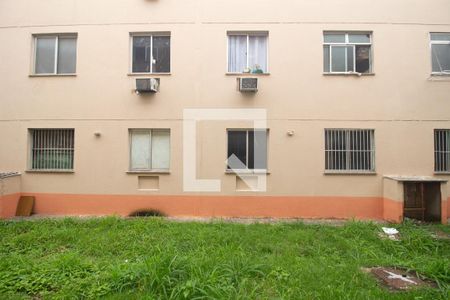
[434,129,450,172]
[30,129,74,170]
[325,129,375,172]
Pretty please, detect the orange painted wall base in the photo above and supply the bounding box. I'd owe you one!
[1,193,448,223]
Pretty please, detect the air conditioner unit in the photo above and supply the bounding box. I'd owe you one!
[238,77,258,92]
[136,78,160,93]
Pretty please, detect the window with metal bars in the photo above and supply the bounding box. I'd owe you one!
[29,129,74,170]
[434,129,450,173]
[325,129,375,172]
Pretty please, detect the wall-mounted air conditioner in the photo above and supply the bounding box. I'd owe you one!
[136,78,160,94]
[238,77,258,92]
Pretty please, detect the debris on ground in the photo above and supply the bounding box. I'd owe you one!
[429,230,450,240]
[362,267,436,290]
[379,227,400,241]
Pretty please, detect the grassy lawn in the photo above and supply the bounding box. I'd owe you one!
[0,218,448,299]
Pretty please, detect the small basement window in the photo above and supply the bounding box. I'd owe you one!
[323,32,372,74]
[431,33,450,75]
[434,129,450,173]
[29,129,75,170]
[325,129,375,172]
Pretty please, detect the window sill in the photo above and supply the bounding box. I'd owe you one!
[226,73,270,76]
[434,172,450,175]
[127,170,171,174]
[323,72,375,76]
[127,73,171,76]
[26,170,74,173]
[324,171,376,175]
[29,74,77,77]
[225,169,270,175]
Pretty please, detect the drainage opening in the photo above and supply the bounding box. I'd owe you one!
[129,209,166,217]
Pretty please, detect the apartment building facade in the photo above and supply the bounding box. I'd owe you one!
[1,0,449,222]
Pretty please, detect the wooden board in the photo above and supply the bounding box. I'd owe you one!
[15,196,35,217]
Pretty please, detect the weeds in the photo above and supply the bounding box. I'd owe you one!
[0,218,448,299]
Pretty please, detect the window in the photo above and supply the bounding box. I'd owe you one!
[227,129,267,170]
[325,129,375,172]
[435,129,450,172]
[228,33,268,73]
[33,35,77,74]
[29,129,74,170]
[431,33,450,74]
[131,34,170,73]
[323,32,372,74]
[129,129,170,171]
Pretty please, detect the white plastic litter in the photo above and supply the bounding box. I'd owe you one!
[382,227,399,235]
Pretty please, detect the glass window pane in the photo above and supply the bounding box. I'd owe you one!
[151,130,170,169]
[253,130,267,169]
[356,45,371,73]
[35,37,56,74]
[57,37,76,74]
[348,34,371,43]
[331,46,346,72]
[248,35,267,73]
[324,34,345,43]
[131,131,151,170]
[132,36,151,73]
[347,46,354,72]
[431,33,450,41]
[227,131,247,169]
[432,44,450,72]
[228,35,247,73]
[323,45,330,72]
[152,36,170,73]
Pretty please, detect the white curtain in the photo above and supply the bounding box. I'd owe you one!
[228,35,247,73]
[248,36,267,72]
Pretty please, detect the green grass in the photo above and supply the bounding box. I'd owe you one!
[0,218,448,299]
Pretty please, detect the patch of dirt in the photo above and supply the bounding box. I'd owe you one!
[430,230,450,240]
[362,267,436,291]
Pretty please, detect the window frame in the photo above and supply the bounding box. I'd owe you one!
[323,32,372,74]
[128,128,171,172]
[324,128,376,174]
[32,33,77,76]
[129,32,171,74]
[226,31,269,74]
[434,129,450,174]
[430,32,450,75]
[27,128,75,172]
[226,128,269,172]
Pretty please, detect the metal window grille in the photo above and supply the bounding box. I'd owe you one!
[434,129,450,172]
[325,129,375,172]
[30,129,74,170]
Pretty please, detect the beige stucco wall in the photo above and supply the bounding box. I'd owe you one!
[0,0,449,201]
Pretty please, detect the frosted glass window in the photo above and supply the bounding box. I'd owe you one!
[34,35,77,74]
[131,34,170,73]
[228,33,268,73]
[130,129,170,171]
[430,33,450,74]
[331,47,346,72]
[323,32,372,74]
[151,130,170,169]
[35,37,56,74]
[57,37,77,74]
